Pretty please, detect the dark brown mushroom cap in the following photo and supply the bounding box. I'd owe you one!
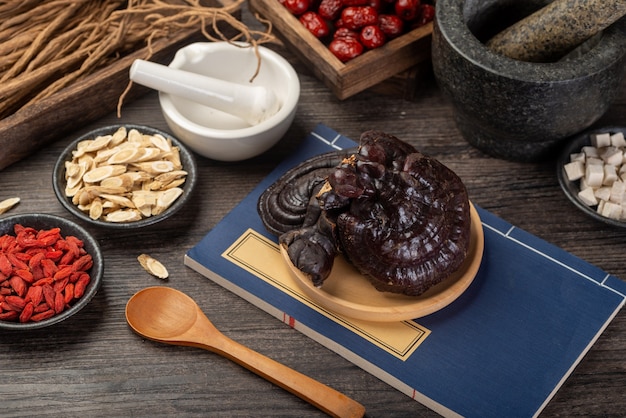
[257,150,354,236]
[257,131,471,296]
[330,132,471,295]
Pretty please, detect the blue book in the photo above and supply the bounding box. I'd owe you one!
[185,124,626,417]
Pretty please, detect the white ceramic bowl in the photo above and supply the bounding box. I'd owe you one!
[158,42,300,162]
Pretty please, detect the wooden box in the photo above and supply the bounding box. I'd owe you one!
[248,0,433,100]
[0,1,240,171]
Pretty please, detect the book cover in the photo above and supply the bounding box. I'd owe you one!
[185,124,626,418]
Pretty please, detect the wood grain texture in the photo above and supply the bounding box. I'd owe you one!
[0,10,625,417]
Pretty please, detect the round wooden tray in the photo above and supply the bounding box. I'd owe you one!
[282,204,484,322]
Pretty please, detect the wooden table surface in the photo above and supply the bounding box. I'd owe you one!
[1,18,625,417]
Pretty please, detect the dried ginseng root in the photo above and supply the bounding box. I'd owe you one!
[0,197,20,215]
[64,126,187,223]
[137,254,168,280]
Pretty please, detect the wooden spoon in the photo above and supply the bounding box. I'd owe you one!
[125,286,366,418]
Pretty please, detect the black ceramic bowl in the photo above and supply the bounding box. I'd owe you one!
[0,213,104,330]
[53,124,197,229]
[557,126,626,228]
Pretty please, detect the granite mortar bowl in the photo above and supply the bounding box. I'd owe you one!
[432,0,626,162]
[158,42,300,162]
[0,213,103,331]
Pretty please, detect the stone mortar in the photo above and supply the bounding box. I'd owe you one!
[432,0,626,162]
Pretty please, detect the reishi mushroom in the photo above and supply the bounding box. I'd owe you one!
[258,131,471,296]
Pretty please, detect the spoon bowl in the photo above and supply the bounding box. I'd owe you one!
[125,286,365,417]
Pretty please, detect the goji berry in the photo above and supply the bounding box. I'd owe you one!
[25,285,43,306]
[32,277,54,287]
[37,228,61,246]
[13,252,31,262]
[31,265,44,281]
[74,275,91,299]
[34,303,50,313]
[28,252,45,269]
[42,284,56,310]
[0,311,18,321]
[0,235,14,252]
[30,309,55,322]
[69,271,82,284]
[0,254,11,276]
[41,258,58,277]
[9,276,27,297]
[5,295,26,310]
[44,250,63,260]
[54,291,65,314]
[19,302,34,323]
[0,301,13,311]
[6,253,28,270]
[15,269,34,284]
[54,266,73,281]
[59,251,76,266]
[64,283,74,304]
[66,235,84,250]
[72,254,93,272]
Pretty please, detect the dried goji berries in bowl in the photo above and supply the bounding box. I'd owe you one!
[0,213,103,330]
[52,124,197,229]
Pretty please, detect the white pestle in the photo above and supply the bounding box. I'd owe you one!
[129,59,280,126]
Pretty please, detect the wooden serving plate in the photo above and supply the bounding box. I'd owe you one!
[248,0,433,100]
[282,203,484,322]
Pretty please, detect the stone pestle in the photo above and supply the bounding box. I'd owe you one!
[486,0,626,62]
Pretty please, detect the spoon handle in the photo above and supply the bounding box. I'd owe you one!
[212,332,365,418]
